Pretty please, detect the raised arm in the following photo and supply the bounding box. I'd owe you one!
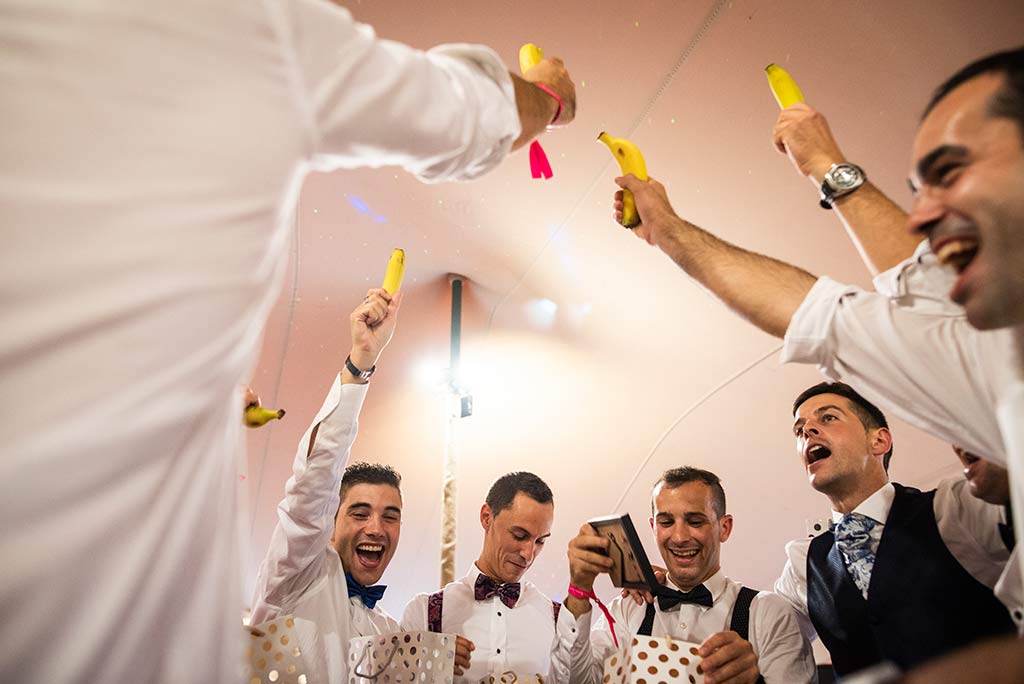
[250,289,401,624]
[289,1,576,182]
[616,175,816,339]
[771,103,921,275]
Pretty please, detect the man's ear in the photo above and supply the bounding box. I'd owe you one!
[480,503,492,531]
[871,427,893,460]
[718,514,734,543]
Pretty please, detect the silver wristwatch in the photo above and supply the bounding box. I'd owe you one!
[819,163,866,209]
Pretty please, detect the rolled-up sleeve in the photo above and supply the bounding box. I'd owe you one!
[781,276,1010,463]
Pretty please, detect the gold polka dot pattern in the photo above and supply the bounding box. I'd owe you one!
[600,636,704,684]
[246,615,307,684]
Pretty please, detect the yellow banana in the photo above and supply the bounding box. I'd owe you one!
[245,405,285,428]
[597,132,648,228]
[382,248,405,295]
[765,63,805,109]
[519,43,543,74]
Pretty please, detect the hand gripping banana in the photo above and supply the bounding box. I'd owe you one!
[597,132,648,228]
[382,248,405,295]
[519,42,543,74]
[765,63,805,109]
[245,405,285,428]
[519,42,555,179]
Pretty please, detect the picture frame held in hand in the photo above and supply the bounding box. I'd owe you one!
[587,513,660,593]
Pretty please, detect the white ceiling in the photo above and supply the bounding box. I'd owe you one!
[243,0,1024,620]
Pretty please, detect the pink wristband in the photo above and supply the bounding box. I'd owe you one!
[568,584,618,647]
[534,82,563,125]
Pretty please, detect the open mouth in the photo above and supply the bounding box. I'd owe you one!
[668,548,699,561]
[806,444,832,465]
[934,237,979,275]
[355,543,385,566]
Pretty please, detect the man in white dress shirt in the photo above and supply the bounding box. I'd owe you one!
[250,287,403,684]
[565,467,816,684]
[774,382,1013,678]
[0,2,577,681]
[401,472,580,684]
[605,46,1024,629]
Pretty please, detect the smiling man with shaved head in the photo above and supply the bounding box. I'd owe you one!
[401,471,583,684]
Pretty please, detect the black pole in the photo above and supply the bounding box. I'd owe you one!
[449,278,462,386]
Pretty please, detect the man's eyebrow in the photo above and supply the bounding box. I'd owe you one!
[910,144,968,191]
[347,502,371,512]
[793,405,846,428]
[511,525,550,540]
[384,506,402,515]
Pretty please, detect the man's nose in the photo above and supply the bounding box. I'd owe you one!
[670,522,692,543]
[907,190,945,238]
[364,515,384,536]
[520,540,537,564]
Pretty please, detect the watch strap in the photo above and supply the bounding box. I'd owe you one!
[344,355,375,380]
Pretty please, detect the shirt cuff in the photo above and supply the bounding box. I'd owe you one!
[557,604,593,649]
[417,43,520,182]
[781,276,859,367]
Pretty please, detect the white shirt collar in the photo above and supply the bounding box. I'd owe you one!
[831,482,895,525]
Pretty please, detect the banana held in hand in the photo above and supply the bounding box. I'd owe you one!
[765,63,805,109]
[382,248,405,295]
[519,43,543,74]
[245,405,285,428]
[597,132,648,228]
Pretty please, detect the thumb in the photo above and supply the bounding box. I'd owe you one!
[614,173,646,192]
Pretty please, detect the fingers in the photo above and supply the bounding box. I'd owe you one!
[698,632,758,684]
[453,635,475,675]
[242,385,259,408]
[614,173,645,192]
[698,630,737,657]
[620,588,654,605]
[568,528,613,589]
[353,289,391,326]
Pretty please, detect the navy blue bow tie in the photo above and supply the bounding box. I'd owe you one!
[346,573,387,609]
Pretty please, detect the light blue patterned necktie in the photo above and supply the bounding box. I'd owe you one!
[834,513,878,599]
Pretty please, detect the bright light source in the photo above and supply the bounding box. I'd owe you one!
[414,358,447,389]
[524,298,558,330]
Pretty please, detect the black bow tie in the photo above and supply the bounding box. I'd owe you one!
[656,584,714,611]
[474,573,521,609]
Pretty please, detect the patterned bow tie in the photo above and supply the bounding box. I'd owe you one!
[474,573,521,609]
[656,584,714,611]
[345,573,387,609]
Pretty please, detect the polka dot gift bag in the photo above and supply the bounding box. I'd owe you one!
[602,635,705,684]
[349,631,457,684]
[246,614,311,684]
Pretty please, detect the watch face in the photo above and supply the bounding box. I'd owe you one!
[830,164,863,190]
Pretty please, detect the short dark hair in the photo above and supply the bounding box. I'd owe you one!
[485,471,553,515]
[651,467,726,519]
[923,46,1024,141]
[792,382,894,471]
[339,461,402,502]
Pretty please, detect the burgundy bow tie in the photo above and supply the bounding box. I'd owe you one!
[474,574,521,609]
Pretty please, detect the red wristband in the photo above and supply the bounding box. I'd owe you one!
[568,584,619,647]
[533,82,563,125]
